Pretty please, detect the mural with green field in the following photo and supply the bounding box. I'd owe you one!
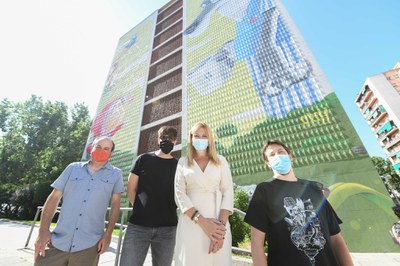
[184,0,398,251]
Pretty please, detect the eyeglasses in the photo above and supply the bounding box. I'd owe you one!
[94,144,112,152]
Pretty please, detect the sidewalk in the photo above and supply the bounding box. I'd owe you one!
[1,219,399,266]
[0,219,150,266]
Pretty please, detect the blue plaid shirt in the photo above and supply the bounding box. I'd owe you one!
[50,161,124,252]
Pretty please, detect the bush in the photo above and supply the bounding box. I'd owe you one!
[33,181,53,207]
[10,183,36,219]
[0,183,16,218]
[229,185,251,247]
[8,181,53,220]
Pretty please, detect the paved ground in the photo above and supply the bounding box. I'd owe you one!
[1,219,400,266]
[0,219,151,266]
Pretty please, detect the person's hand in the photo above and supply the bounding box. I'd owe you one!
[209,237,224,254]
[208,219,225,253]
[200,217,226,241]
[197,217,225,251]
[97,234,112,254]
[34,230,51,259]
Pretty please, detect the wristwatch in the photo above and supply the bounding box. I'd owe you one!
[193,212,201,223]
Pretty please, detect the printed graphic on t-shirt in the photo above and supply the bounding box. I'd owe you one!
[391,221,400,246]
[283,197,326,265]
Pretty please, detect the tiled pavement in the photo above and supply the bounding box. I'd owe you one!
[1,219,399,266]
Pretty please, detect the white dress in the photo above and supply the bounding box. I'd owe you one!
[174,155,234,266]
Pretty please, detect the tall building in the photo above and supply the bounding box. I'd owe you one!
[83,0,398,251]
[355,61,400,174]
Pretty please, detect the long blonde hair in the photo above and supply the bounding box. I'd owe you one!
[187,122,220,167]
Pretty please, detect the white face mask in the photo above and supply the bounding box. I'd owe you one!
[192,138,209,151]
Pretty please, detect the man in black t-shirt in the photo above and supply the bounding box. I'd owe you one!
[244,139,353,266]
[120,126,178,266]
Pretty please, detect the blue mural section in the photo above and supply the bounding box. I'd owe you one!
[185,0,324,118]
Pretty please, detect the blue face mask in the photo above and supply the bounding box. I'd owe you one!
[270,155,292,175]
[192,138,209,151]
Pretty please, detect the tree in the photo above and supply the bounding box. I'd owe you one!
[371,156,400,193]
[0,95,91,219]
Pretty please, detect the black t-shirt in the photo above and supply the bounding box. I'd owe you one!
[129,153,178,227]
[244,178,342,266]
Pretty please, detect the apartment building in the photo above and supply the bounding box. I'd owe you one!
[355,61,400,173]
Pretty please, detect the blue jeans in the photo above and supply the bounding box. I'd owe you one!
[120,223,176,266]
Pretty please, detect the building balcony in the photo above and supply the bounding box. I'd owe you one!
[378,125,398,141]
[370,111,387,127]
[357,102,366,112]
[362,90,373,103]
[374,120,391,134]
[384,134,400,150]
[365,104,377,118]
[366,104,384,121]
[387,144,400,158]
[356,86,371,103]
[362,97,377,114]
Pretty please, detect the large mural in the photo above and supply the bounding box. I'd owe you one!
[82,12,157,193]
[184,0,398,252]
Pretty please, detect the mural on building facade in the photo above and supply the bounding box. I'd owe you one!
[185,0,323,118]
[184,0,397,251]
[82,13,157,178]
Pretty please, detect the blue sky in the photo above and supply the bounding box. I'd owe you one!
[1,0,398,158]
[281,0,400,158]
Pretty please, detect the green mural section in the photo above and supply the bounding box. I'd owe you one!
[184,0,398,251]
[217,94,363,184]
[82,12,157,205]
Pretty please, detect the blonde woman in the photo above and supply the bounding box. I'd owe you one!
[174,122,234,266]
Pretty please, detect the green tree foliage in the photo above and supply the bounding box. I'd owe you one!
[371,156,400,191]
[0,183,17,217]
[0,96,91,219]
[229,185,251,247]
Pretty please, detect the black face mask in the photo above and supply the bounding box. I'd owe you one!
[160,140,174,154]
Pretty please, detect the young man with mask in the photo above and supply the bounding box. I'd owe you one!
[244,139,353,266]
[120,126,178,266]
[34,136,124,265]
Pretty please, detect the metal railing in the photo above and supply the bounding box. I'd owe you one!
[25,207,251,265]
[25,206,132,266]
